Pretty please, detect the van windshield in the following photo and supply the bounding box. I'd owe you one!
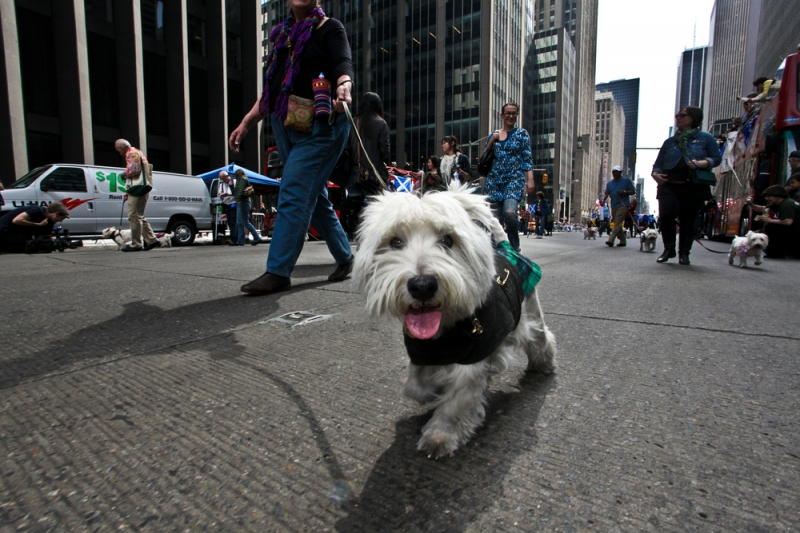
[9,166,52,189]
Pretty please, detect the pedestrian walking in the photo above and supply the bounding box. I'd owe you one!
[233,169,264,246]
[651,106,721,265]
[217,171,238,241]
[533,192,550,239]
[483,102,535,252]
[440,136,473,186]
[115,139,160,252]
[600,166,636,248]
[228,0,354,294]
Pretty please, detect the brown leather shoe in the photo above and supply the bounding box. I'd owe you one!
[240,272,291,295]
[328,256,354,282]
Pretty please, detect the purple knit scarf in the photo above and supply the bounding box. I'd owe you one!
[258,6,325,122]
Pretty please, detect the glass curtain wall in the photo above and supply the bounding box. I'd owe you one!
[526,29,558,199]
[404,0,437,170]
[369,0,398,161]
[444,0,481,163]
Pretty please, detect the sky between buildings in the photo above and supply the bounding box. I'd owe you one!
[595,0,715,213]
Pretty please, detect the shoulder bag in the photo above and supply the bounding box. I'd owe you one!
[284,95,315,133]
[678,140,717,187]
[477,132,496,176]
[126,150,154,197]
[242,177,255,197]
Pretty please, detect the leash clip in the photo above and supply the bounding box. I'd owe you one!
[495,268,510,286]
[470,317,483,335]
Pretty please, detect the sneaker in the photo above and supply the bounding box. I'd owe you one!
[121,245,143,252]
[328,256,354,282]
[143,240,161,251]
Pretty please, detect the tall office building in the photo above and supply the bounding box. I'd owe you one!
[675,46,708,113]
[261,0,527,169]
[594,91,625,175]
[0,0,263,184]
[595,78,639,178]
[754,0,800,82]
[704,0,762,134]
[523,27,575,220]
[526,0,597,221]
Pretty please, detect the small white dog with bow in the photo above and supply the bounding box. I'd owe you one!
[102,227,173,251]
[728,230,768,268]
[352,184,557,459]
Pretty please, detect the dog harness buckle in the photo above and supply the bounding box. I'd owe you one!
[470,317,483,335]
[495,268,510,286]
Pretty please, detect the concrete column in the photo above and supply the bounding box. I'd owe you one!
[206,0,227,169]
[52,0,93,164]
[0,0,28,182]
[165,0,191,173]
[395,0,405,165]
[112,0,146,152]
[241,0,262,173]
[434,0,445,146]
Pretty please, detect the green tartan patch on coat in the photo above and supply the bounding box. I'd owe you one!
[496,240,541,295]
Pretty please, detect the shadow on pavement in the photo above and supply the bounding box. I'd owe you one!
[336,373,554,532]
[0,291,288,389]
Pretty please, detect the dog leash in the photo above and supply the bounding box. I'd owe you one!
[341,102,389,192]
[672,222,729,254]
[119,199,126,229]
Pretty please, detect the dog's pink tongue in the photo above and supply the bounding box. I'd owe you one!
[405,308,442,340]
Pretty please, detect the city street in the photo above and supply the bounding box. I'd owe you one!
[0,231,798,532]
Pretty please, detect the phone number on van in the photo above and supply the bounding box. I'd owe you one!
[150,196,204,203]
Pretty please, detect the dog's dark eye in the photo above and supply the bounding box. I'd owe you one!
[440,235,454,248]
[390,237,405,249]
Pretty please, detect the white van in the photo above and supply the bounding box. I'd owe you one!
[1,164,214,245]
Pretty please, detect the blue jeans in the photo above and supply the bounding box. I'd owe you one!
[237,200,262,244]
[490,198,520,252]
[225,204,237,236]
[267,112,352,277]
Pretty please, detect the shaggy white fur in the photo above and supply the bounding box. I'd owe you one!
[728,230,768,268]
[352,184,557,458]
[639,228,658,252]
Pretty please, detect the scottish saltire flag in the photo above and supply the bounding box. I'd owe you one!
[393,175,414,193]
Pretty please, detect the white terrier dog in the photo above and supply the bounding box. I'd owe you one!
[102,227,173,251]
[352,185,557,459]
[583,227,597,240]
[728,230,768,268]
[639,228,658,252]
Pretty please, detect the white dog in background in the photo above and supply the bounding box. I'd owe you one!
[352,184,557,459]
[639,228,658,252]
[728,230,768,268]
[102,227,174,251]
[583,227,597,240]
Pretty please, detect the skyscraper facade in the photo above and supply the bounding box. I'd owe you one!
[0,0,262,183]
[675,46,708,113]
[704,0,761,134]
[523,27,575,219]
[595,78,639,178]
[594,91,625,174]
[754,0,800,83]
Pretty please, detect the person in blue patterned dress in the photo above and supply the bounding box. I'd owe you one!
[484,103,535,252]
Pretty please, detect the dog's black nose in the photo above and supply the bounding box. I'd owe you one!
[407,276,438,301]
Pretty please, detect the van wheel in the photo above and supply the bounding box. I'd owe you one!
[168,220,196,246]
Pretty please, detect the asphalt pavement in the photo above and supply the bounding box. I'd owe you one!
[1,229,798,532]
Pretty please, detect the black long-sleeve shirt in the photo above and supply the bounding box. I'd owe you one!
[267,18,354,112]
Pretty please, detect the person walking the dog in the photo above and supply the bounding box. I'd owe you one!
[600,166,635,248]
[651,106,721,265]
[115,139,160,252]
[229,0,354,294]
[484,102,534,252]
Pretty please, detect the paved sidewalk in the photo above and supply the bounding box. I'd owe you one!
[1,234,798,532]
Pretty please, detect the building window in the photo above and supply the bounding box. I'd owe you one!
[188,15,206,57]
[227,34,242,69]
